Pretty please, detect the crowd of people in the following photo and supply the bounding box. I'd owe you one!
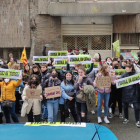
[0,45,140,128]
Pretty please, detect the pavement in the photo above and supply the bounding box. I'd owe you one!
[1,106,140,140]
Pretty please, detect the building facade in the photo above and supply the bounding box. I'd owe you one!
[0,0,140,60]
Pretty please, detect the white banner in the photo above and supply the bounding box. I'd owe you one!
[48,51,68,58]
[0,68,22,79]
[33,56,49,63]
[68,55,91,64]
[116,73,140,88]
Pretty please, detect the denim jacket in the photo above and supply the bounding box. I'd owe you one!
[59,81,75,104]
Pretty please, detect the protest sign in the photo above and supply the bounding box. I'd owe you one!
[96,77,112,87]
[83,63,91,69]
[25,122,86,127]
[113,40,120,57]
[0,69,22,79]
[54,59,67,67]
[26,89,41,99]
[45,86,61,99]
[93,62,99,68]
[48,51,68,58]
[113,69,126,76]
[120,52,132,59]
[68,55,91,64]
[33,56,49,63]
[131,51,139,61]
[116,73,140,89]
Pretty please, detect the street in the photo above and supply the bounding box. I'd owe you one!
[2,106,139,140]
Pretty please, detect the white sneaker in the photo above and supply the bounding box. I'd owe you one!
[91,110,95,115]
[102,110,104,114]
[123,118,129,124]
[98,117,102,124]
[130,104,134,109]
[136,121,140,128]
[109,108,112,114]
[104,117,110,124]
[119,113,123,119]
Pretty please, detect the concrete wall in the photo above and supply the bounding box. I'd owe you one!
[62,16,112,25]
[35,15,61,56]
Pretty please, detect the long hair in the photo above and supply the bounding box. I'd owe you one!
[126,64,134,72]
[63,71,74,85]
[28,74,40,86]
[78,66,86,75]
[31,64,41,75]
[23,64,31,77]
[99,64,110,76]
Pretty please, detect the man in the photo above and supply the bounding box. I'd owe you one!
[7,53,17,64]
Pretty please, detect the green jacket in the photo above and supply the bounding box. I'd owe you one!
[76,85,96,112]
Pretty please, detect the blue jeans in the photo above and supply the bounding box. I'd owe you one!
[47,99,59,122]
[2,101,19,123]
[42,102,48,120]
[97,93,110,117]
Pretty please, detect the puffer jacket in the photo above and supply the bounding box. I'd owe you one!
[94,73,116,93]
[41,70,50,91]
[0,80,22,101]
[48,77,61,87]
[121,71,138,103]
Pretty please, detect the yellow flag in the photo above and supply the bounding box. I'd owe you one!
[20,47,27,65]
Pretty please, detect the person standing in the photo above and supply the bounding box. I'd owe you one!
[0,65,22,123]
[45,70,61,122]
[116,64,140,127]
[94,64,116,124]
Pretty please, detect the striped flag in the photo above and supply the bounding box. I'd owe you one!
[20,47,27,66]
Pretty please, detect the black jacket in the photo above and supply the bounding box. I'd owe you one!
[41,70,50,91]
[121,71,138,103]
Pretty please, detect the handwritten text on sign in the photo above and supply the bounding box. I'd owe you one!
[33,56,49,63]
[45,86,61,99]
[26,89,41,99]
[96,77,112,87]
[0,68,22,79]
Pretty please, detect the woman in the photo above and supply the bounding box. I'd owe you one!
[94,64,116,124]
[0,65,22,123]
[74,66,93,122]
[22,74,42,122]
[60,71,78,122]
[105,57,112,68]
[118,64,140,127]
[121,60,127,69]
[45,69,61,122]
[67,58,94,81]
[31,65,41,82]
[109,61,123,119]
[23,64,31,85]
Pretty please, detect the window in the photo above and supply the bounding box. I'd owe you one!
[63,35,111,50]
[121,34,138,45]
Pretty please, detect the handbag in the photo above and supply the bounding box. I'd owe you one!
[76,91,85,101]
[1,83,14,108]
[2,100,13,108]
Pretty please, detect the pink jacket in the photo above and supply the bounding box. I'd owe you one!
[94,73,116,93]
